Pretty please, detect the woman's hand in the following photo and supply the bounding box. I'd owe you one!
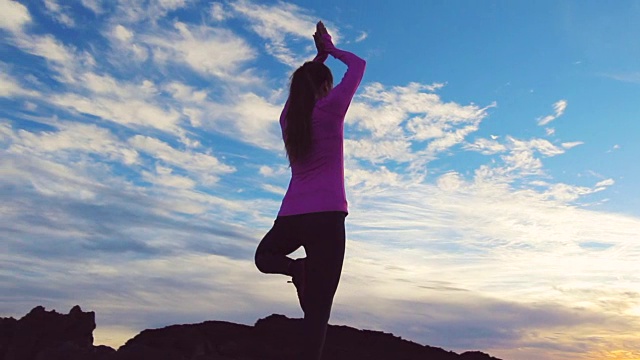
[313,21,327,54]
[313,21,335,61]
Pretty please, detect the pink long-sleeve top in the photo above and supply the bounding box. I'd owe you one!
[277,48,366,217]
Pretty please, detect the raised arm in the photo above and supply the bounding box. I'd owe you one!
[312,52,328,63]
[321,32,366,114]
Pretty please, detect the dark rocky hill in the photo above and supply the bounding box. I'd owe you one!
[0,306,503,360]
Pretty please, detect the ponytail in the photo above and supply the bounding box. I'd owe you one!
[284,62,333,164]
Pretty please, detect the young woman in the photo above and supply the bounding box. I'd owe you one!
[255,21,366,359]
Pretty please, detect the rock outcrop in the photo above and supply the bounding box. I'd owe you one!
[0,306,503,360]
[0,305,114,360]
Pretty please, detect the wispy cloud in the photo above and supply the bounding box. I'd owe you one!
[604,72,640,84]
[109,24,149,61]
[5,120,138,165]
[228,0,339,67]
[141,22,257,81]
[538,99,568,126]
[129,135,235,184]
[355,31,368,42]
[0,71,40,98]
[464,137,507,155]
[345,82,492,168]
[595,178,615,188]
[51,89,182,133]
[44,0,76,27]
[562,141,584,149]
[210,2,227,22]
[80,0,104,14]
[113,0,191,23]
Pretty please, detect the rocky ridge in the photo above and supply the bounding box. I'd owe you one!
[0,306,503,360]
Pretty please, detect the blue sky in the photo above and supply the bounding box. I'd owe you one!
[1,1,640,359]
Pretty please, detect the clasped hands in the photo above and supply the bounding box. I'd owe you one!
[313,21,335,59]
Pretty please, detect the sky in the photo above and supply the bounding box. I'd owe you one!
[1,0,640,359]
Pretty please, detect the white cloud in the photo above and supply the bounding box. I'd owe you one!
[199,92,284,151]
[81,72,147,96]
[228,0,330,67]
[24,101,38,111]
[0,121,13,142]
[231,0,313,38]
[353,82,487,137]
[605,72,640,84]
[461,136,573,188]
[165,82,208,104]
[261,183,286,195]
[424,123,481,155]
[25,71,186,135]
[554,99,568,115]
[1,152,102,200]
[52,93,181,132]
[80,0,103,14]
[6,27,100,89]
[158,0,187,8]
[346,82,494,164]
[595,178,615,187]
[346,139,412,163]
[502,148,544,175]
[0,0,31,33]
[471,137,565,181]
[511,138,564,157]
[142,22,256,81]
[44,0,76,27]
[346,166,403,194]
[543,182,599,202]
[345,175,640,299]
[355,31,368,42]
[538,99,568,126]
[15,34,76,64]
[226,92,284,148]
[437,172,464,192]
[259,165,287,177]
[142,165,197,189]
[210,2,227,21]
[114,0,190,23]
[109,24,149,61]
[464,138,507,155]
[112,24,134,42]
[129,135,235,184]
[0,71,39,98]
[347,101,406,139]
[562,141,584,149]
[6,121,139,165]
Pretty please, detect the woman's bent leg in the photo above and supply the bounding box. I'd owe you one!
[255,217,302,276]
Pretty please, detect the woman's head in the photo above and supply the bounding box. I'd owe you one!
[292,61,333,99]
[284,62,333,164]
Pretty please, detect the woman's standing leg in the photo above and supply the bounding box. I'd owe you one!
[299,212,346,360]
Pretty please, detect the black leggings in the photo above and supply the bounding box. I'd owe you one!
[255,211,346,360]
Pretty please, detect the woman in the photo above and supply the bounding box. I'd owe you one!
[255,21,366,359]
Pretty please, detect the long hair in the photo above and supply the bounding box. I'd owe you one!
[284,61,333,164]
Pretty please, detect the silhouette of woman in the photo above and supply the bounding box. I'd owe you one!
[255,21,366,359]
